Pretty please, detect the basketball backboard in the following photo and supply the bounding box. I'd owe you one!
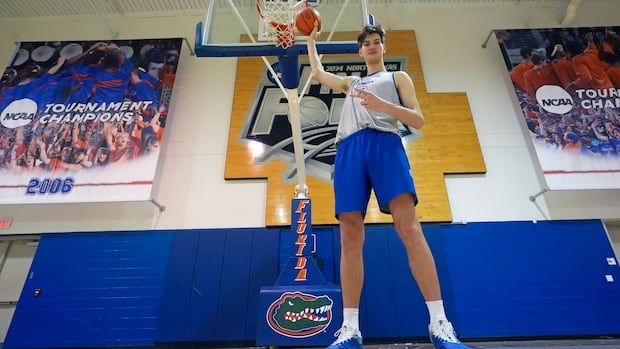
[193,0,379,200]
[195,0,372,57]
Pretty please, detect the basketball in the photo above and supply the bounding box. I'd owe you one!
[295,7,321,36]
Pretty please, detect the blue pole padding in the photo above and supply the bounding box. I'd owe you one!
[277,53,300,89]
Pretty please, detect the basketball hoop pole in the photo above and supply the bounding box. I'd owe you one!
[286,88,308,198]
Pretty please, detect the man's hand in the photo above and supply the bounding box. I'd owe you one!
[308,21,320,42]
[351,88,388,112]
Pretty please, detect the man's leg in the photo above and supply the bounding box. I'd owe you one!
[326,211,365,349]
[339,212,365,308]
[389,193,469,349]
[388,193,440,302]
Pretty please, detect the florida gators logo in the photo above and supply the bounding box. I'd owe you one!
[266,292,333,338]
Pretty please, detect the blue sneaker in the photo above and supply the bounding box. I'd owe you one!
[429,320,470,349]
[325,326,363,349]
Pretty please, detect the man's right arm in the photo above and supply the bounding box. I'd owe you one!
[307,23,354,94]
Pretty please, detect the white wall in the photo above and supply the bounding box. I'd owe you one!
[0,1,619,235]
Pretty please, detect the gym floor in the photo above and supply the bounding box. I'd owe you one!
[210,338,620,348]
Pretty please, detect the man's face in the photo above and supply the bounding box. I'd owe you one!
[97,148,108,161]
[115,133,129,148]
[61,147,72,161]
[25,153,35,166]
[74,151,85,162]
[359,33,385,64]
[1,69,15,84]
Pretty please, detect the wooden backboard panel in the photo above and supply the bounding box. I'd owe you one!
[225,30,485,225]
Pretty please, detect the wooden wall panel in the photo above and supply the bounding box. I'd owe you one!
[225,30,485,225]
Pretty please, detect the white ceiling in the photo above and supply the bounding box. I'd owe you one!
[0,0,579,19]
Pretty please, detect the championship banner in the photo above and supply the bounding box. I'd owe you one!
[496,27,620,190]
[0,38,182,203]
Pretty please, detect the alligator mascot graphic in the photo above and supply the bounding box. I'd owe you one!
[266,292,333,338]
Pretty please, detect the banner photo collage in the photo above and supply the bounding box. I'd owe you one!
[497,26,620,190]
[0,38,182,203]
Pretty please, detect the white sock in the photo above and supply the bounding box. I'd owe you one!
[342,308,360,331]
[426,300,448,324]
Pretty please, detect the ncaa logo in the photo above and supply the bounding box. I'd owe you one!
[266,292,333,338]
[1,98,36,129]
[535,85,574,115]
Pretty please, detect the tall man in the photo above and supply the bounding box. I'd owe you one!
[306,24,470,349]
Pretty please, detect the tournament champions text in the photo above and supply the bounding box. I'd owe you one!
[39,101,154,124]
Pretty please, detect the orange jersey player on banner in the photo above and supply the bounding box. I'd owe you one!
[509,47,535,93]
[607,55,620,88]
[566,41,613,89]
[524,54,562,97]
[550,45,577,88]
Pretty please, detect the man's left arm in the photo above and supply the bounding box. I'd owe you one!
[390,71,424,129]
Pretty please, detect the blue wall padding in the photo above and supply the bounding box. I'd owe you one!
[361,226,399,339]
[213,229,253,340]
[5,220,619,348]
[183,228,280,342]
[184,229,228,341]
[5,230,173,348]
[156,230,200,342]
[330,220,619,339]
[428,220,619,338]
[243,229,280,340]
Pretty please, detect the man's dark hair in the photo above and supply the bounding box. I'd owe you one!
[357,25,386,48]
[85,49,106,65]
[101,52,121,70]
[520,47,535,59]
[564,41,584,56]
[531,53,544,65]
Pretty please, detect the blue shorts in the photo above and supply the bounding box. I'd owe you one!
[334,128,418,218]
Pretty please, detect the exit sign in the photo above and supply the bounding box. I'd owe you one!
[0,219,12,229]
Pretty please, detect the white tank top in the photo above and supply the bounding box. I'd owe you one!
[335,70,402,145]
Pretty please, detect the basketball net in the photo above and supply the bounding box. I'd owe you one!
[256,0,306,49]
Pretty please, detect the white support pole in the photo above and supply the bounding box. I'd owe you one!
[286,88,308,198]
[203,0,216,46]
[361,0,371,26]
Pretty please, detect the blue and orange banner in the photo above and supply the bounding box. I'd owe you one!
[0,38,182,203]
[497,27,620,189]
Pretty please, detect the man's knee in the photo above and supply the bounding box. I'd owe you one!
[339,213,364,253]
[395,221,424,248]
